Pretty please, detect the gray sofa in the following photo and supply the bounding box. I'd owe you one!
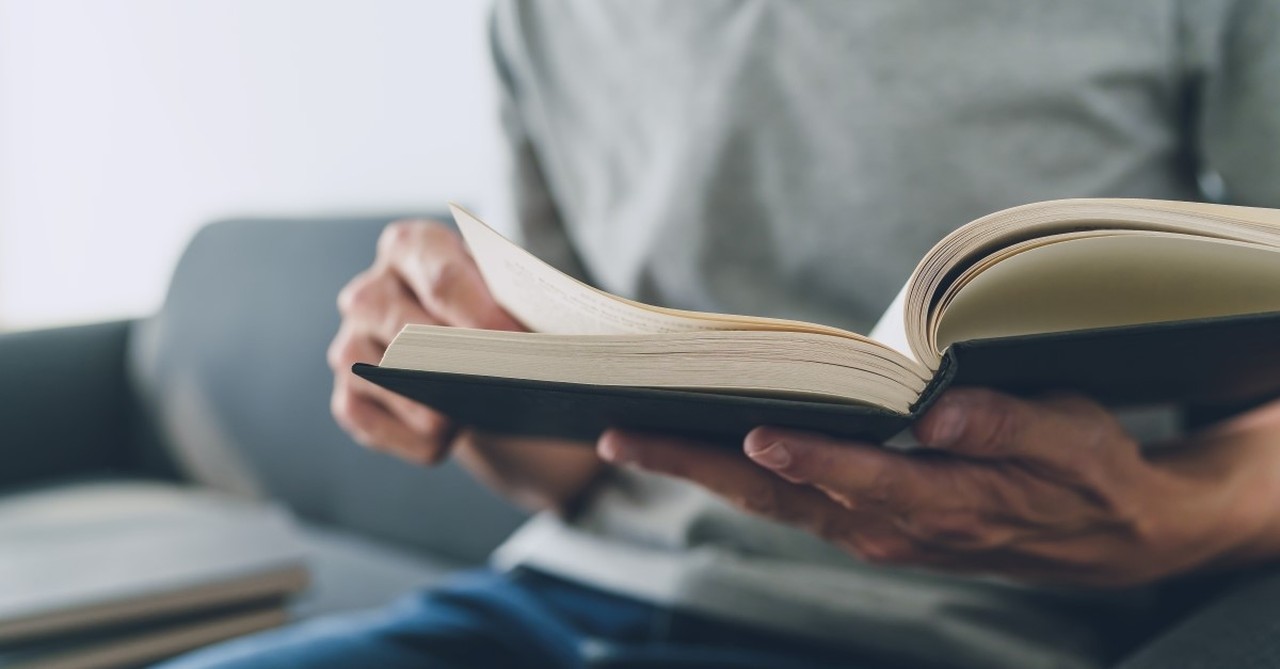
[3,214,1279,668]
[0,214,527,620]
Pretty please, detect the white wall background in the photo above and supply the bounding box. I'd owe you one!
[0,0,499,329]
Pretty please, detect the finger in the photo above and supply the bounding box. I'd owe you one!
[331,330,453,436]
[744,424,1137,558]
[337,267,442,345]
[598,429,871,547]
[331,377,453,465]
[378,222,524,331]
[329,330,455,462]
[351,373,455,444]
[742,427,1053,554]
[912,388,1133,468]
[743,426,939,515]
[602,430,963,566]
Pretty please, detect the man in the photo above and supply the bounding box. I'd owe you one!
[163,1,1280,668]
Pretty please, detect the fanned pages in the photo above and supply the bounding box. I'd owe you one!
[905,199,1280,368]
[453,204,893,341]
[357,198,1280,443]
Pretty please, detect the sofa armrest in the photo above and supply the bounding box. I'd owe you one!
[0,321,149,490]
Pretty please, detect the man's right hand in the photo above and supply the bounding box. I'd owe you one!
[327,220,524,465]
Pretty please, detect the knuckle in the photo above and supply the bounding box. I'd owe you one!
[337,271,384,315]
[408,406,451,440]
[326,331,358,370]
[325,337,344,371]
[479,307,516,331]
[421,410,452,439]
[418,221,460,247]
[394,403,429,435]
[336,280,359,314]
[378,220,424,254]
[424,257,465,305]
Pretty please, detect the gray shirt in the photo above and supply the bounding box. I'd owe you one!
[485,2,1280,668]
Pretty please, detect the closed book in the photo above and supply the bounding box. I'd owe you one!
[0,481,309,666]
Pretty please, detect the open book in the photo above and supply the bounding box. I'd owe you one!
[354,200,1280,443]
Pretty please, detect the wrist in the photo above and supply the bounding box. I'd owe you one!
[1217,455,1280,566]
[1172,418,1280,569]
[453,430,605,514]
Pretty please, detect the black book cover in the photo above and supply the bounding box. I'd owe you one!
[354,311,1280,447]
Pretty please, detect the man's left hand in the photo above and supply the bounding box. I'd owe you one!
[598,388,1280,587]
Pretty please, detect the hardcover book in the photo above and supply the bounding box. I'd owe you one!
[0,482,309,668]
[355,200,1280,445]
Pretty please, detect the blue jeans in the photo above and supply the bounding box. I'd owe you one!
[155,568,892,669]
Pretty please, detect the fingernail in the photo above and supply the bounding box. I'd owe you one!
[927,404,966,446]
[745,440,792,469]
[598,433,634,463]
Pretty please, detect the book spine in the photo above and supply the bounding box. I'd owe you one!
[908,351,959,418]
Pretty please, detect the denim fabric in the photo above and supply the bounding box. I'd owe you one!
[153,568,894,669]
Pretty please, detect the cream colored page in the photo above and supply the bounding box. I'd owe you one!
[935,232,1280,348]
[449,203,883,342]
[1129,198,1280,229]
[902,199,1280,364]
[451,204,728,334]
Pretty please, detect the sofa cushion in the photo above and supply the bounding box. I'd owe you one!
[126,216,528,565]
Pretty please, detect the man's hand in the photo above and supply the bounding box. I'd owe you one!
[328,220,523,465]
[327,220,604,512]
[598,388,1280,587]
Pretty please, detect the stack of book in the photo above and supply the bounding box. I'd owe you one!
[0,481,309,669]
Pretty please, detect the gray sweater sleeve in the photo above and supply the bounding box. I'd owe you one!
[1197,0,1280,207]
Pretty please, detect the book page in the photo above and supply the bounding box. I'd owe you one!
[449,204,877,341]
[451,204,741,334]
[934,232,1280,348]
[904,198,1280,366]
[384,326,929,412]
